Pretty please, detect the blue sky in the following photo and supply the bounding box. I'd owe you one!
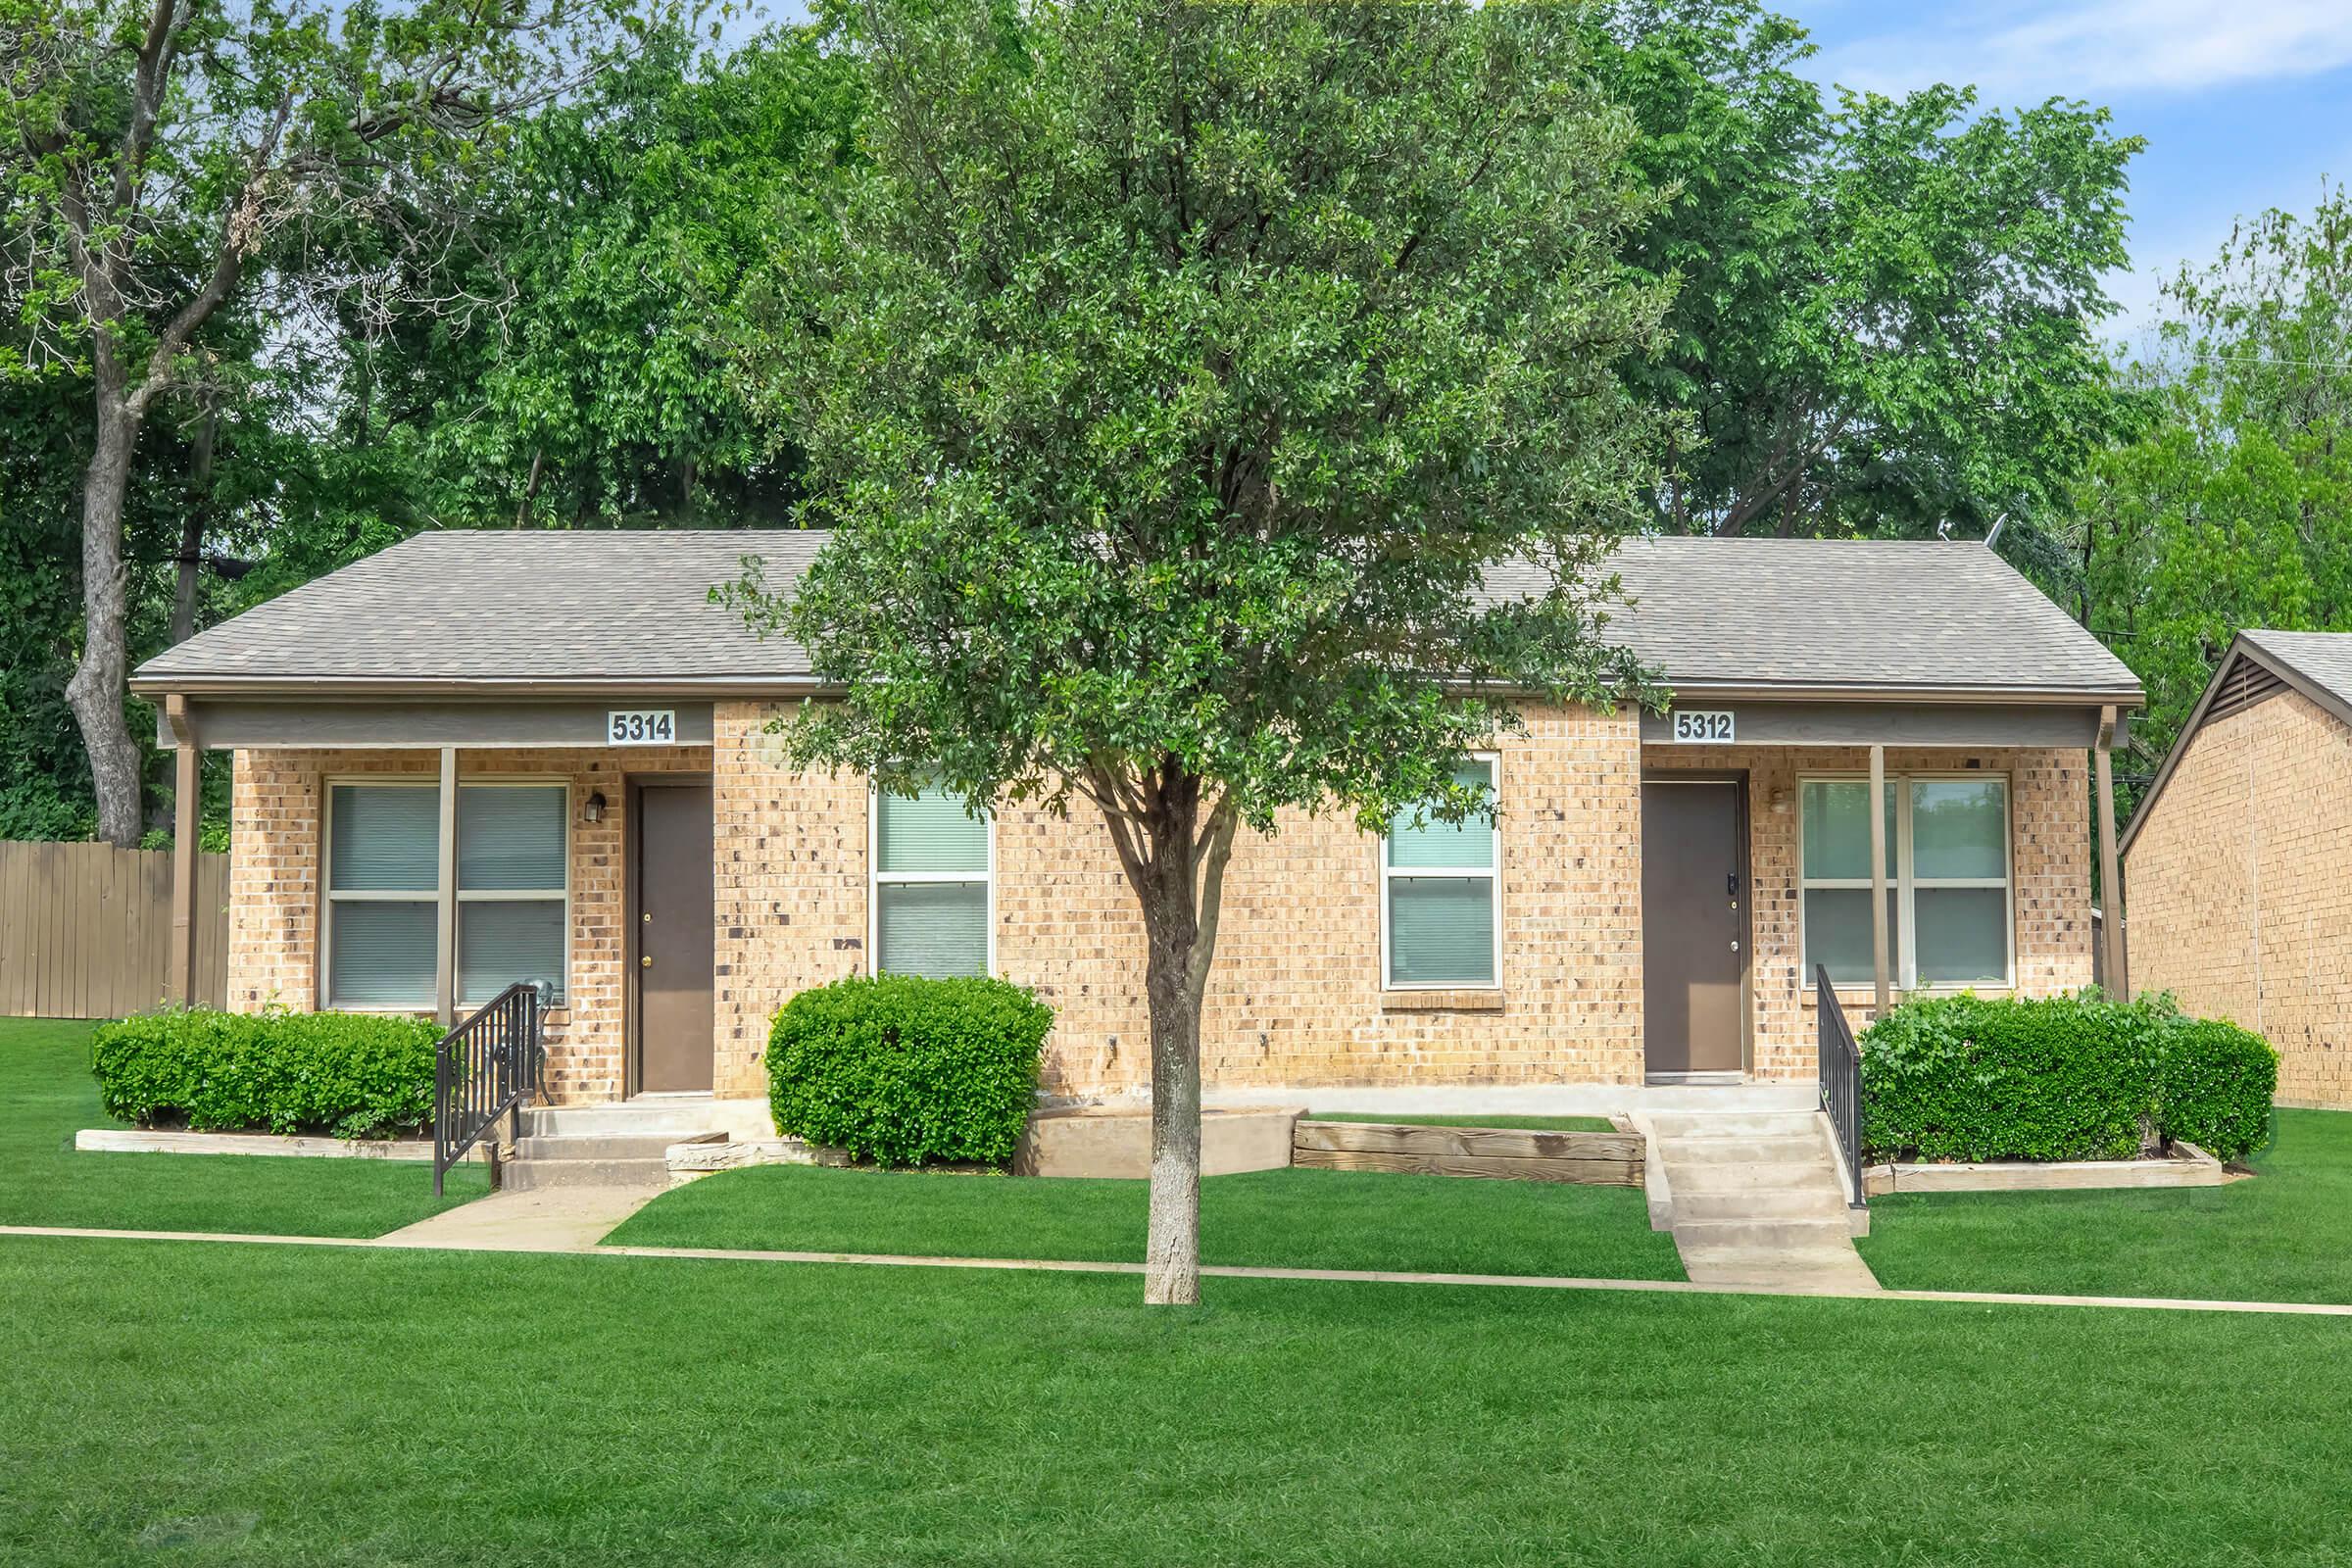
[1798,0,2352,348]
[747,1,2348,352]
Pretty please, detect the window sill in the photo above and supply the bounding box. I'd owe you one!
[1801,985,2014,1009]
[1380,989,1505,1013]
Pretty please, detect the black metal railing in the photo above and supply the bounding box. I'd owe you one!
[433,982,545,1196]
[1815,964,1867,1211]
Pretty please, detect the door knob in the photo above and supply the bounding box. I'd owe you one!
[641,955,653,968]
[1730,941,1740,953]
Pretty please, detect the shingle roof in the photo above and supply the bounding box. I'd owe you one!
[134,529,2141,701]
[2239,629,2352,709]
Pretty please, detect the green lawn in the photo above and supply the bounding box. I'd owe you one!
[0,1017,486,1237]
[7,1234,2352,1566]
[1304,1110,1621,1132]
[606,1160,1685,1280]
[1858,1109,2352,1304]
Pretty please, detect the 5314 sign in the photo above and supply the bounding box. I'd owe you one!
[1670,710,1734,744]
[607,710,677,745]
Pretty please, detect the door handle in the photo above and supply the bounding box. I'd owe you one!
[641,955,654,968]
[1727,872,1740,898]
[1731,941,1740,954]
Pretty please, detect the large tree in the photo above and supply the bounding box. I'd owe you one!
[731,0,1672,1303]
[1592,0,2139,543]
[1,0,669,843]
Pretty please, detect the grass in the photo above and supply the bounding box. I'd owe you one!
[1857,1108,2352,1304]
[1304,1110,1620,1132]
[8,1234,2352,1566]
[0,1017,486,1238]
[607,1160,1685,1280]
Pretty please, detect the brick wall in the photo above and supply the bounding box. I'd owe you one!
[226,744,710,1104]
[2125,689,2352,1108]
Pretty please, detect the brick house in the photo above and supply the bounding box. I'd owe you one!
[2122,631,2352,1109]
[132,532,2139,1112]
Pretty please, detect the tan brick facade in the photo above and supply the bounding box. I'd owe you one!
[224,710,2098,1104]
[2125,689,2352,1108]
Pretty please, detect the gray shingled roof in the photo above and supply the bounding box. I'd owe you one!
[134,529,2141,700]
[2240,629,2352,708]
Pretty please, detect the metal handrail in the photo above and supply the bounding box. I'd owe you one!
[1815,964,1868,1211]
[432,982,545,1196]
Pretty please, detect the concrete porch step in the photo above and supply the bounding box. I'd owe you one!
[503,1154,672,1192]
[1671,1215,1854,1251]
[1667,1159,1844,1195]
[1671,1188,1849,1223]
[1677,1243,1881,1292]
[514,1133,682,1162]
[1648,1111,1823,1141]
[521,1102,725,1140]
[1652,1133,1824,1165]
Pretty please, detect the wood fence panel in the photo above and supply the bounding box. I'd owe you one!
[0,841,230,1018]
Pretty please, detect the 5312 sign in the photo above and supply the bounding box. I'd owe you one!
[1670,710,1734,744]
[607,710,677,745]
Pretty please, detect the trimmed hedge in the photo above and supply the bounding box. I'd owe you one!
[1859,993,2277,1164]
[766,974,1051,1169]
[91,1006,445,1139]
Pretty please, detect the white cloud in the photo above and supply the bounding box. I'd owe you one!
[1813,0,2352,102]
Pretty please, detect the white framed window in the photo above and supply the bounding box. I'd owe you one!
[1381,756,1500,989]
[1799,773,2012,990]
[322,779,569,1010]
[870,784,993,977]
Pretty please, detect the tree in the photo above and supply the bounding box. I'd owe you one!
[2,0,669,844]
[729,0,1672,1303]
[2071,188,2352,810]
[1592,0,2139,543]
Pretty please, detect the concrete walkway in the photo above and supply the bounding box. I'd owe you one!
[9,1223,2352,1318]
[374,1187,660,1251]
[1646,1107,1881,1293]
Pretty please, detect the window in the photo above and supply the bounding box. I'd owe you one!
[1383,758,1499,989]
[1800,774,2010,989]
[323,780,568,1009]
[871,785,992,977]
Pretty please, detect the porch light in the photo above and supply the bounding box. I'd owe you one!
[582,791,607,825]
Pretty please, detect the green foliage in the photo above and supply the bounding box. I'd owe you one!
[1861,993,2165,1162]
[90,1007,445,1140]
[2067,188,2352,815]
[1861,992,2279,1163]
[765,975,1051,1170]
[730,0,1674,837]
[2158,1018,2278,1162]
[1594,0,2139,541]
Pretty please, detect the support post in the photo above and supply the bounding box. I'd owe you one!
[2094,706,2128,998]
[436,745,458,1028]
[1869,742,1890,1021]
[166,696,200,1005]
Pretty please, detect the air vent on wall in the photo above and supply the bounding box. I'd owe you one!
[2207,656,2286,723]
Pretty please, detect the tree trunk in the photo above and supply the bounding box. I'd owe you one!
[1140,866,1205,1304]
[68,397,149,847]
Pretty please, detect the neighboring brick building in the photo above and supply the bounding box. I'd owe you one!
[2123,631,2352,1109]
[136,531,2140,1111]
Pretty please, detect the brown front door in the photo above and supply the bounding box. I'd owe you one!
[633,782,714,1093]
[1641,777,1748,1076]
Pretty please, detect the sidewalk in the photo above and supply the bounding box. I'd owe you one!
[9,1222,2352,1317]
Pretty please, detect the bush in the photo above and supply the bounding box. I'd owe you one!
[2158,1017,2277,1161]
[766,975,1052,1169]
[1859,993,2167,1162]
[1860,991,2278,1164]
[92,1007,445,1139]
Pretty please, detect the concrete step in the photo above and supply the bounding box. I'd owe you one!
[1648,1111,1823,1140]
[1671,1188,1849,1223]
[522,1102,724,1139]
[514,1133,682,1162]
[1654,1134,1825,1165]
[1677,1244,1881,1292]
[503,1155,672,1192]
[1666,1159,1843,1195]
[1671,1215,1854,1251]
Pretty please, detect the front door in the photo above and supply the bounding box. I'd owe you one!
[633,782,714,1093]
[1641,777,1748,1077]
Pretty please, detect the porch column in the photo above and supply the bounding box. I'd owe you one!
[435,745,458,1027]
[1869,742,1890,1018]
[2094,706,2128,997]
[166,696,199,1005]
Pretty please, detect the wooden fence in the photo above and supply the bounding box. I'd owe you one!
[0,841,229,1018]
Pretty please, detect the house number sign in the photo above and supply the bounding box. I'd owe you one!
[1669,710,1735,744]
[607,710,677,745]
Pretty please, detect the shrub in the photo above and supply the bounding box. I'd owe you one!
[1859,993,2167,1162]
[92,1007,445,1139]
[2158,1017,2277,1161]
[766,974,1052,1168]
